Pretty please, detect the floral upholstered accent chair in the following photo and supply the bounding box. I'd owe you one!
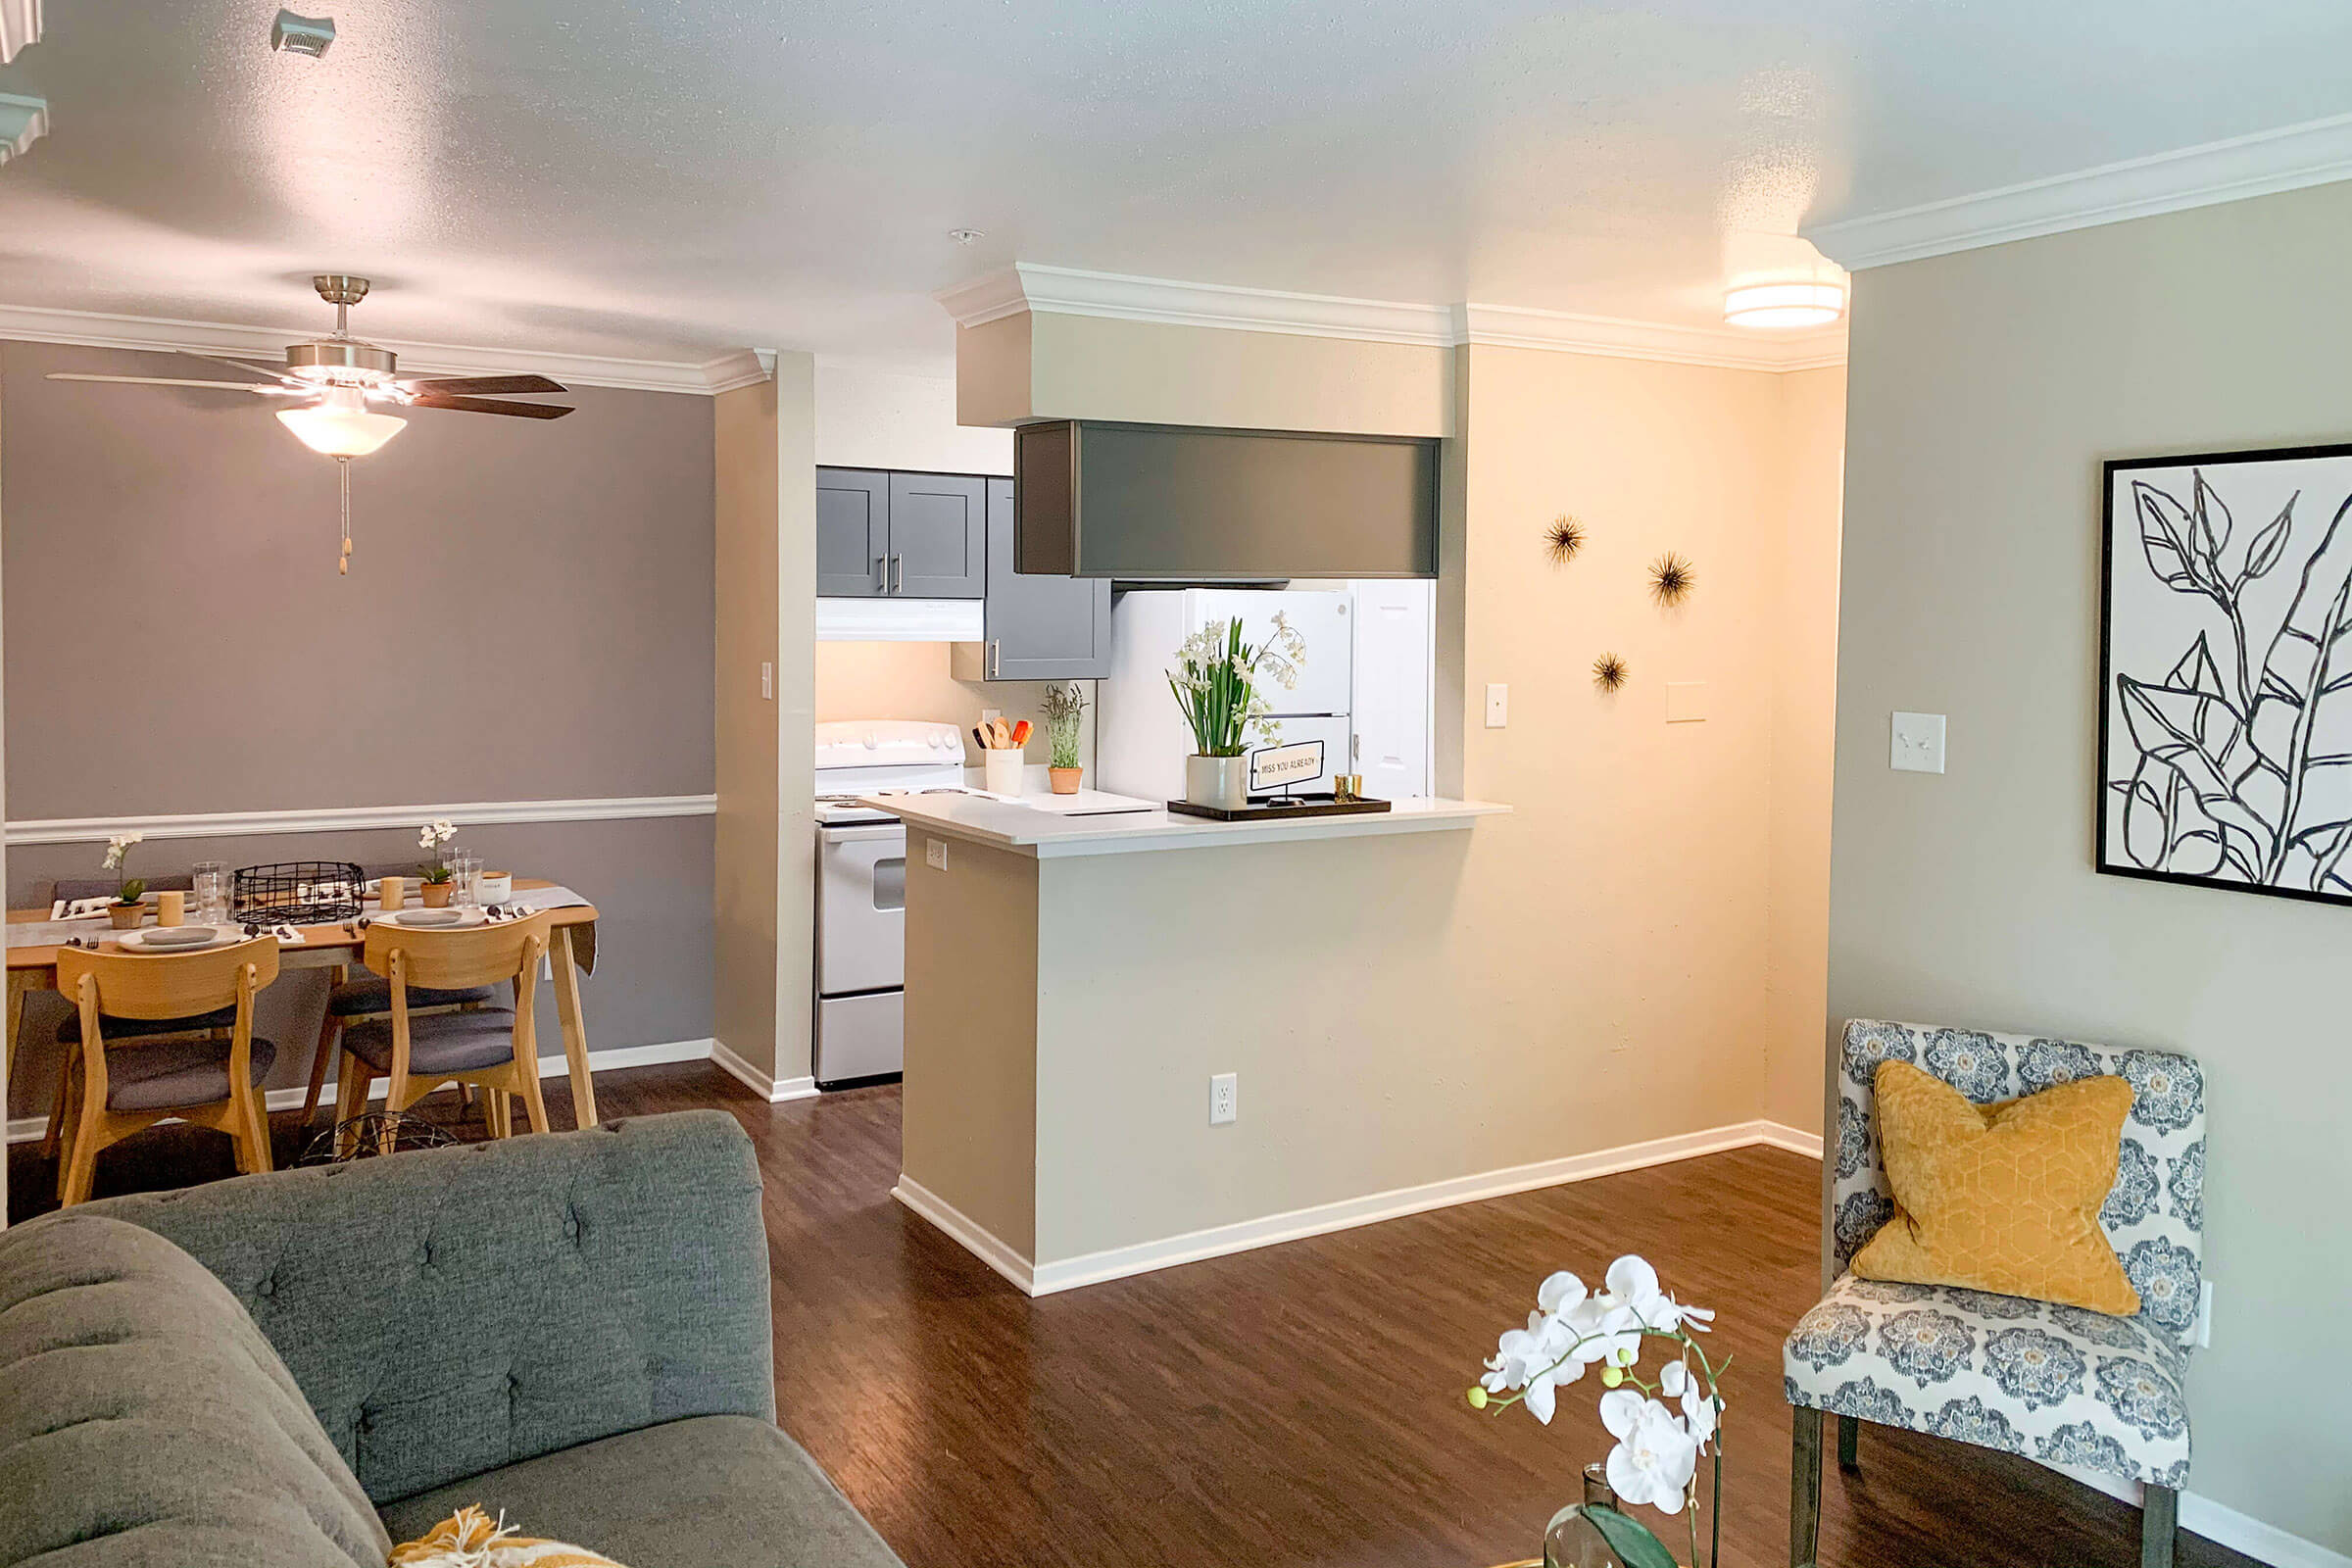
[1784,1019,2205,1568]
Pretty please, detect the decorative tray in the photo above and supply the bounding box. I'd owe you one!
[1165,795,1393,822]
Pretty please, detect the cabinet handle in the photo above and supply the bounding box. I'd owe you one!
[890,555,905,593]
[989,640,1001,679]
[873,557,886,591]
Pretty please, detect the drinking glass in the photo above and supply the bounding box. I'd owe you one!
[452,852,483,907]
[190,861,229,926]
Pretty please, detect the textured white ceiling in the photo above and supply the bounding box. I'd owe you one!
[0,0,2347,370]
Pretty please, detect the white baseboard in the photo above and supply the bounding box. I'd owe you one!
[708,1038,819,1103]
[5,1037,716,1143]
[2061,1458,2349,1568]
[896,1117,1821,1299]
[892,1175,1037,1294]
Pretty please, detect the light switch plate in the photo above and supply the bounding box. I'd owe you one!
[925,837,948,870]
[1890,711,1947,774]
[1485,683,1508,728]
[1666,681,1708,723]
[760,662,773,701]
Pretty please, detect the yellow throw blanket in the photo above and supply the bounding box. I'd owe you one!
[390,1506,625,1568]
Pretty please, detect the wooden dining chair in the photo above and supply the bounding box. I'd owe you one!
[334,912,553,1149]
[51,936,280,1206]
[298,965,498,1128]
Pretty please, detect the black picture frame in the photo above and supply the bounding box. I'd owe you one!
[2097,439,2352,910]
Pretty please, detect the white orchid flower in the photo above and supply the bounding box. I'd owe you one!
[1657,1358,1720,1453]
[1599,1391,1699,1512]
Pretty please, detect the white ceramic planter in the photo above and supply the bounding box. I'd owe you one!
[1185,754,1248,810]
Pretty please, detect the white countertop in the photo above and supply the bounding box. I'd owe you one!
[860,792,1509,858]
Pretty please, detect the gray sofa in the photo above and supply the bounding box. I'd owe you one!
[0,1111,906,1568]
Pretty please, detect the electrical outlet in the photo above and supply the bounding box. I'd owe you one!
[925,837,948,871]
[2195,1280,2214,1348]
[1890,710,1947,774]
[980,707,1004,725]
[1485,683,1508,728]
[760,662,773,701]
[1209,1072,1238,1125]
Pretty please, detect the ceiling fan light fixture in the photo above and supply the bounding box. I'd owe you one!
[277,386,406,457]
[1723,280,1845,329]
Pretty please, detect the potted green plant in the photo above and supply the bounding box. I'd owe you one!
[102,832,147,929]
[1043,683,1090,795]
[1166,614,1304,809]
[416,819,459,907]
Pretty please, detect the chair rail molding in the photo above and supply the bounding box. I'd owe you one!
[5,794,718,846]
[0,300,774,395]
[1805,110,2352,270]
[937,264,1846,371]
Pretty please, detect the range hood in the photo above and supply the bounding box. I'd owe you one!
[1014,419,1438,582]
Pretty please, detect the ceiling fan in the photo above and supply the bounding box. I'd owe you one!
[44,274,575,572]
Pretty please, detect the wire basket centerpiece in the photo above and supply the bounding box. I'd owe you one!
[232,860,366,926]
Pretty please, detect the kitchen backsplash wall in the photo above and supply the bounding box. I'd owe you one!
[814,640,1096,772]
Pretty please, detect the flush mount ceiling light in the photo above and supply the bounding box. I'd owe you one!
[1723,280,1845,329]
[270,8,335,57]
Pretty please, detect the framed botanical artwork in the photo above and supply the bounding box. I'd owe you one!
[2099,441,2352,907]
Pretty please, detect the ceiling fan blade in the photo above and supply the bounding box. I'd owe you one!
[44,373,288,392]
[177,352,305,385]
[401,373,567,396]
[408,394,574,419]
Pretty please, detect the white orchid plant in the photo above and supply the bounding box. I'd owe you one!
[101,831,147,906]
[416,819,459,884]
[1468,1255,1728,1568]
[1166,613,1305,758]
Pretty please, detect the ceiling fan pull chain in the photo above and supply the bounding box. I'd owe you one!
[337,455,353,575]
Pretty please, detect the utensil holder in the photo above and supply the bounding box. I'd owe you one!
[983,749,1023,795]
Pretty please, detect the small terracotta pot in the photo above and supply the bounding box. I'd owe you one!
[420,880,454,908]
[108,903,145,930]
[1050,765,1083,796]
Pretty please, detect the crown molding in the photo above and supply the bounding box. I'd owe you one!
[0,92,46,164]
[0,300,774,394]
[0,0,39,67]
[1807,111,2352,270]
[939,264,1844,370]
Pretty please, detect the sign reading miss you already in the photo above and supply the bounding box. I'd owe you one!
[1248,739,1324,793]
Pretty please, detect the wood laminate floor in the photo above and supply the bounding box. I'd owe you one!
[8,1064,2257,1568]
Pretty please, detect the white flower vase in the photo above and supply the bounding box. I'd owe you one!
[1185,754,1248,810]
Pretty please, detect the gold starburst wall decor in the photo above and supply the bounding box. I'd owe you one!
[1544,514,1588,564]
[1648,551,1695,606]
[1592,653,1629,691]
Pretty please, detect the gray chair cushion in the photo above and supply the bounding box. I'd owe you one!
[58,1004,238,1043]
[106,1034,278,1112]
[375,1415,905,1568]
[83,1113,775,1505]
[0,1212,391,1568]
[327,977,498,1016]
[342,1010,518,1075]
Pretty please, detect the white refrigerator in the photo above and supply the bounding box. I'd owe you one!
[1097,588,1355,804]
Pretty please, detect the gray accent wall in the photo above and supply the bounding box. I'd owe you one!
[2,340,718,1119]
[1832,182,2352,1555]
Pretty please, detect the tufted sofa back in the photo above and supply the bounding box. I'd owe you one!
[1832,1019,2205,1348]
[77,1110,774,1503]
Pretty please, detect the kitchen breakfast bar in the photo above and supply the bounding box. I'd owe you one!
[870,791,1507,1295]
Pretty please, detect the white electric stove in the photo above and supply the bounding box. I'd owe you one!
[813,720,969,1088]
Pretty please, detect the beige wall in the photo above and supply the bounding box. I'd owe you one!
[958,311,1454,436]
[713,355,818,1086]
[1455,344,1845,1158]
[814,641,1095,770]
[1832,181,2352,1554]
[816,364,1012,475]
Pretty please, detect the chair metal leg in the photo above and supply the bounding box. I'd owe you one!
[1838,1413,1860,1471]
[1790,1405,1824,1568]
[2142,1484,2177,1568]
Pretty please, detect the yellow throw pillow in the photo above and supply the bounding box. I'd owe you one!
[1852,1059,2139,1315]
[391,1506,627,1568]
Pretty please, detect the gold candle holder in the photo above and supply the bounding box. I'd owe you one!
[1333,773,1364,803]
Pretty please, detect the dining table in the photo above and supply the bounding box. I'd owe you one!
[5,877,605,1129]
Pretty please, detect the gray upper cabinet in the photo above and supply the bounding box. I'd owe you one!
[885,472,986,598]
[816,468,986,598]
[981,477,1111,680]
[815,469,889,596]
